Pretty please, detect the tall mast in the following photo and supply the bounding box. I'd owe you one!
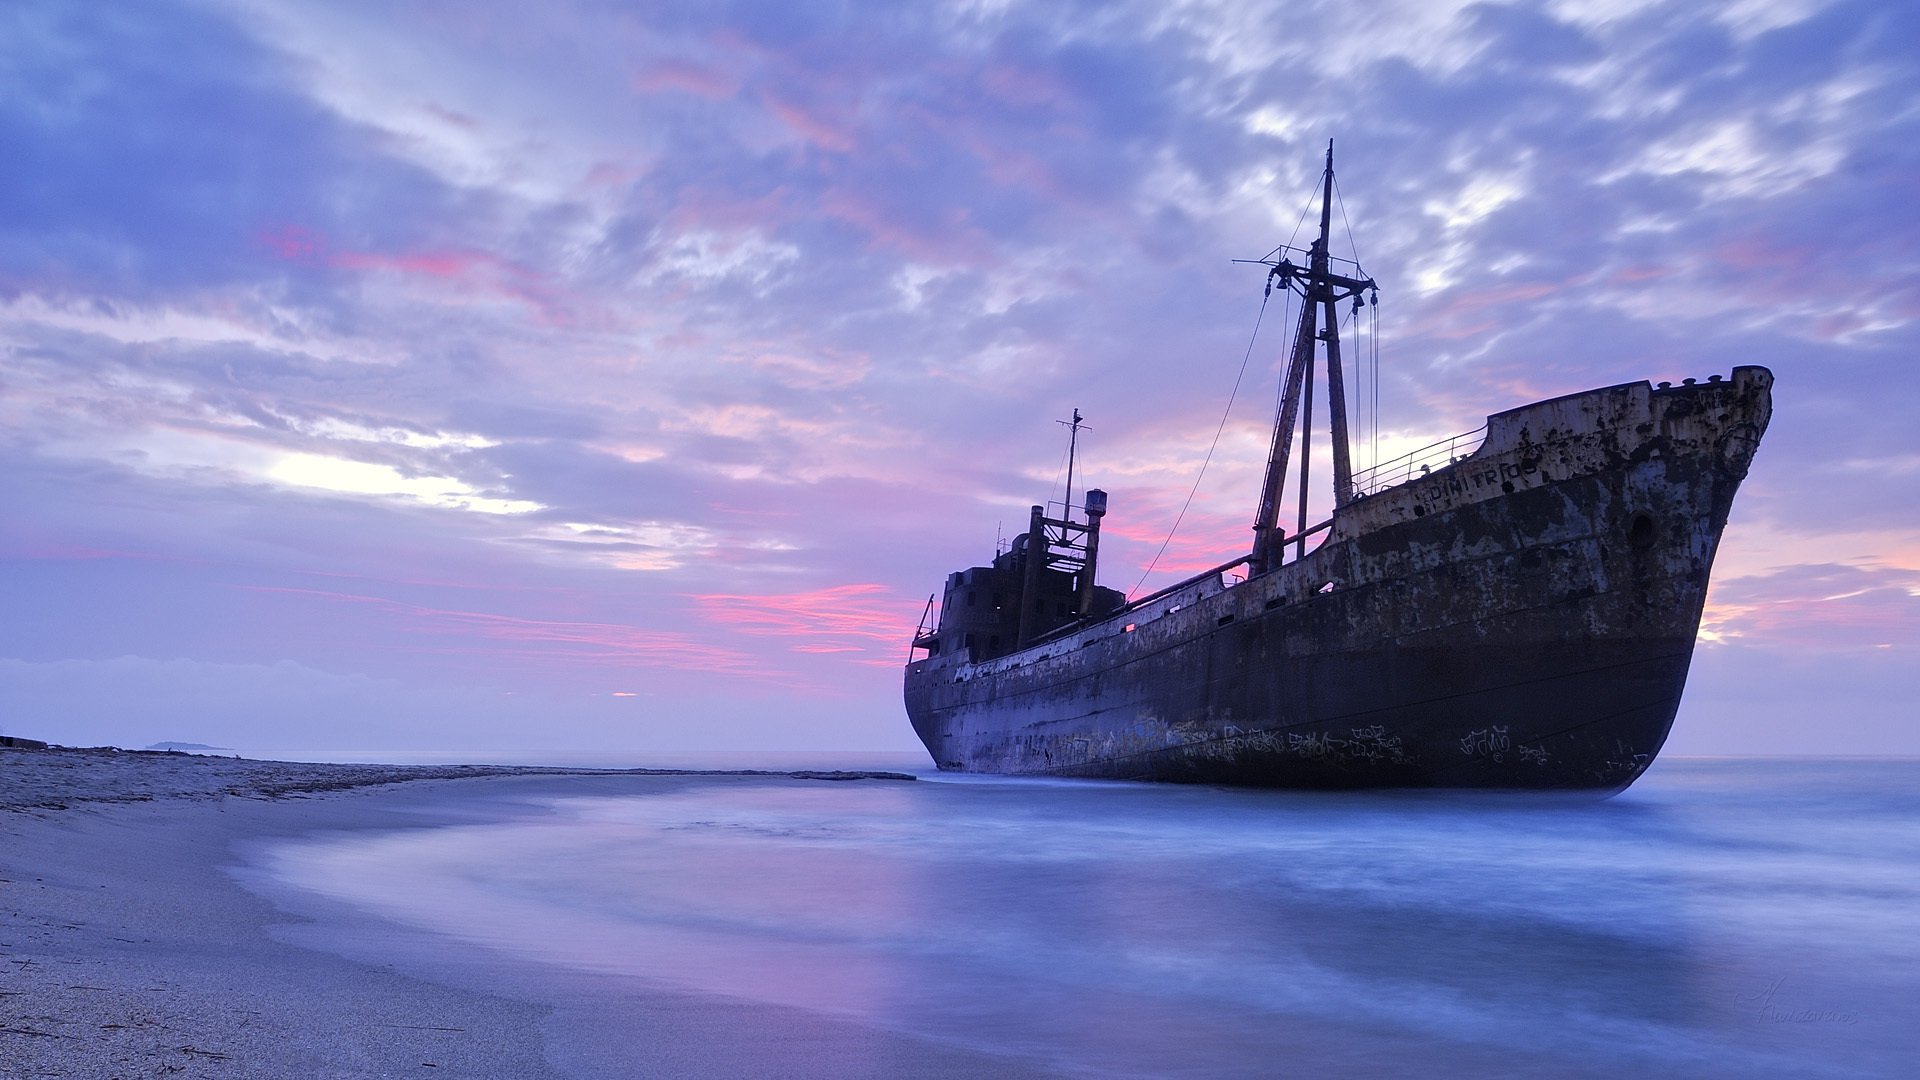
[1249,140,1376,576]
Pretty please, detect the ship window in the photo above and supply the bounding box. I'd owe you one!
[1629,511,1657,550]
[1124,623,1137,633]
[1217,614,1235,627]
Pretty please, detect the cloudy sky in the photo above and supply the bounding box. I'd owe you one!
[4,0,1915,759]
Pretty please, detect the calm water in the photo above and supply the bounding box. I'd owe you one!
[256,759,1918,1078]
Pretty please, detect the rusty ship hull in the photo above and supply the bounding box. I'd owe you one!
[904,368,1772,791]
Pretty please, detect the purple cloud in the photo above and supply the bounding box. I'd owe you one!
[3,0,1916,755]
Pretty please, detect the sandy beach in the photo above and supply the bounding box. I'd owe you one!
[11,748,1914,1079]
[1,747,1049,1079]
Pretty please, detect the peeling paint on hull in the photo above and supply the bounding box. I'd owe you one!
[904,368,1773,792]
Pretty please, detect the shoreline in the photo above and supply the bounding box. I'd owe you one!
[1,744,917,814]
[0,749,1045,1080]
[7,751,1912,1077]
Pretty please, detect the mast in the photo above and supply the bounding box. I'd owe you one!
[1017,410,1106,646]
[1249,140,1376,576]
[1059,408,1085,525]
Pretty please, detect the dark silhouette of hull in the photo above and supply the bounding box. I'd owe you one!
[905,369,1772,791]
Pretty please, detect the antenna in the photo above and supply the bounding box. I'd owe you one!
[1057,408,1087,522]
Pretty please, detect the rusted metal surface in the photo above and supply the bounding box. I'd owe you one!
[904,367,1773,791]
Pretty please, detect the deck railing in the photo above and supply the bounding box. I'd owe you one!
[1349,424,1487,499]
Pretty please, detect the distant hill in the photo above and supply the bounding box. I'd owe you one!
[146,741,234,753]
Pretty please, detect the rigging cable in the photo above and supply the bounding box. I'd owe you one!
[1332,173,1364,282]
[1333,171,1363,470]
[1341,298,1365,480]
[1356,286,1370,478]
[1333,170,1381,481]
[1371,294,1381,478]
[1129,285,1285,600]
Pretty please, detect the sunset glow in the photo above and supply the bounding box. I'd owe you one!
[3,0,1914,755]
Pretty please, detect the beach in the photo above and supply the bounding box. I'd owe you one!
[6,748,1915,1079]
[0,748,1039,1079]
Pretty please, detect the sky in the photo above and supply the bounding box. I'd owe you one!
[3,0,1916,759]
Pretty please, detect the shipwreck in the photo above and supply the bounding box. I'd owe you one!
[903,143,1771,791]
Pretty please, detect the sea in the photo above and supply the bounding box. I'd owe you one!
[244,756,1918,1078]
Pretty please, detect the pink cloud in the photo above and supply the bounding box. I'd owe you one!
[960,130,1068,202]
[1395,281,1563,346]
[1701,564,1920,652]
[1608,264,1676,285]
[259,224,324,261]
[1417,281,1561,328]
[1714,236,1813,271]
[342,246,572,326]
[631,60,740,100]
[1104,514,1250,584]
[292,567,567,596]
[976,62,1075,112]
[244,586,764,675]
[818,187,983,263]
[1815,311,1878,340]
[689,583,917,651]
[329,249,497,279]
[422,103,480,130]
[761,93,857,153]
[583,160,646,190]
[255,222,571,323]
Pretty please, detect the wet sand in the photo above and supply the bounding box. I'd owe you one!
[0,747,1049,1079]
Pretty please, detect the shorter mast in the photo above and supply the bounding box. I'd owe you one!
[1016,410,1107,646]
[1249,140,1377,576]
[1059,408,1085,524]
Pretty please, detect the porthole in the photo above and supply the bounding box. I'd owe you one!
[1628,511,1657,550]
